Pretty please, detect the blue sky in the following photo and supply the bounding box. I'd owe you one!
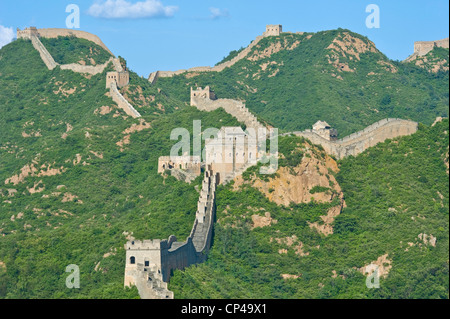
[0,0,448,77]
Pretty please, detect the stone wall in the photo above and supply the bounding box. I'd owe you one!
[18,27,140,122]
[414,38,449,56]
[30,35,58,70]
[109,82,141,118]
[405,37,449,62]
[60,57,116,75]
[18,27,121,75]
[124,170,217,298]
[147,33,267,83]
[31,28,114,56]
[286,118,418,159]
[191,87,265,130]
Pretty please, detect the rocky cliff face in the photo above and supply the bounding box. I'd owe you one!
[234,140,343,206]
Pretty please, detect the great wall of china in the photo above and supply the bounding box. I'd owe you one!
[284,118,418,159]
[16,27,141,118]
[148,25,285,84]
[405,37,449,62]
[124,168,217,299]
[15,25,427,299]
[190,86,266,131]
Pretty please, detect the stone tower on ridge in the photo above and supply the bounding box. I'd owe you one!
[264,25,282,36]
[106,71,130,89]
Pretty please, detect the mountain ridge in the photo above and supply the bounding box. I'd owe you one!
[0,25,448,299]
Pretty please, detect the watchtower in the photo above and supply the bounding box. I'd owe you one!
[124,239,164,287]
[205,126,253,183]
[190,86,216,106]
[16,27,39,40]
[312,120,338,141]
[264,25,282,36]
[106,71,130,88]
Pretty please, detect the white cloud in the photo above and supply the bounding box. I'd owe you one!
[0,25,14,49]
[87,0,178,19]
[209,7,230,20]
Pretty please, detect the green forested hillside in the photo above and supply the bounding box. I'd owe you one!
[155,29,449,136]
[0,39,239,298]
[40,36,112,66]
[169,120,449,299]
[407,47,450,73]
[0,29,448,299]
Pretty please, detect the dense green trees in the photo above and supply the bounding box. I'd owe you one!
[40,36,112,65]
[0,39,238,298]
[0,31,448,299]
[169,121,449,299]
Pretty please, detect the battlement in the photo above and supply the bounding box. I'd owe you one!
[125,239,162,251]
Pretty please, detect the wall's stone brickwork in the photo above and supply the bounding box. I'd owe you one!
[29,35,58,70]
[60,57,115,75]
[414,38,449,56]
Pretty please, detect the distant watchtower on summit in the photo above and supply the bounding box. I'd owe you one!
[264,25,282,36]
[16,27,39,40]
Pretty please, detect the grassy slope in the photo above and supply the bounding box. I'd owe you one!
[169,120,449,299]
